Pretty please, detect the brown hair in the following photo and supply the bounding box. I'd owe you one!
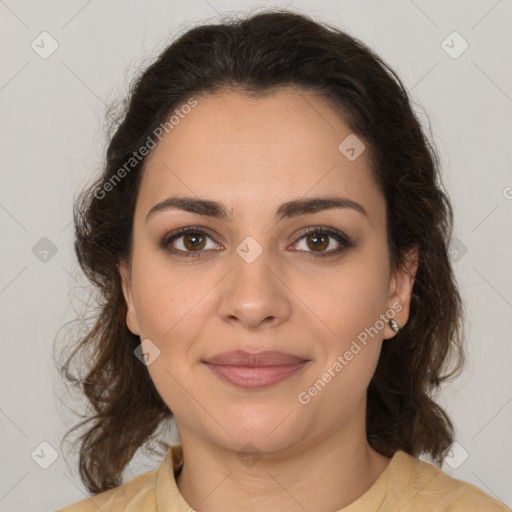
[57,9,464,494]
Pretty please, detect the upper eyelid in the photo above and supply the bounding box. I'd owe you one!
[165,226,223,246]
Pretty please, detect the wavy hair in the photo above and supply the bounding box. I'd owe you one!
[56,9,464,494]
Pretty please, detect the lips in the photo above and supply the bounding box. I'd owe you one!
[203,350,309,389]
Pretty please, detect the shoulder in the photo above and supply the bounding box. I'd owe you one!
[386,451,511,511]
[55,468,158,512]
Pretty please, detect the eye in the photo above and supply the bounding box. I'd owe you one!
[160,225,352,259]
[290,227,352,258]
[160,227,223,256]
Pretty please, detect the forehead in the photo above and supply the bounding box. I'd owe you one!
[137,88,385,222]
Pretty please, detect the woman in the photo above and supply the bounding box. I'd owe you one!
[56,9,510,512]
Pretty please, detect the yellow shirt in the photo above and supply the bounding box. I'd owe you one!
[56,444,510,511]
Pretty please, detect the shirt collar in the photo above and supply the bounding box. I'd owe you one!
[155,444,191,511]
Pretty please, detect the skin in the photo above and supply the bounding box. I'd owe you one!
[119,87,418,512]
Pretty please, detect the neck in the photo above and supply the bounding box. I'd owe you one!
[175,426,390,512]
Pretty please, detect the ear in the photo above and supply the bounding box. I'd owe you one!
[118,260,141,335]
[385,246,419,338]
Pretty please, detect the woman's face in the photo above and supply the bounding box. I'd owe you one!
[120,88,416,456]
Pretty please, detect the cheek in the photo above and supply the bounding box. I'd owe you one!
[300,252,390,342]
[129,250,219,396]
[131,247,213,339]
[299,261,389,412]
[131,263,211,409]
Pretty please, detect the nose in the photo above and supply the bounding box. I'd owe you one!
[216,246,292,331]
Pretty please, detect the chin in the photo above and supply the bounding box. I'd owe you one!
[215,406,305,453]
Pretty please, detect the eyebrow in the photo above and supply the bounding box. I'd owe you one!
[145,195,368,223]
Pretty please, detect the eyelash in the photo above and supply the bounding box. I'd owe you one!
[159,225,353,259]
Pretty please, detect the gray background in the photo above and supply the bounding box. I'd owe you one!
[0,0,511,510]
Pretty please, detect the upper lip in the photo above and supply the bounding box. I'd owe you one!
[203,350,308,366]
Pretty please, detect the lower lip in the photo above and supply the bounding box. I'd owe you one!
[204,362,308,389]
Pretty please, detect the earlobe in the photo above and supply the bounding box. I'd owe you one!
[386,246,419,337]
[118,260,141,335]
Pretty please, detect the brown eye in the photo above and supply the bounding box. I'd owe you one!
[183,233,207,251]
[161,227,222,256]
[306,232,330,252]
[291,227,352,258]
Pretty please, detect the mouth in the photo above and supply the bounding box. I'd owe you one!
[202,350,309,389]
